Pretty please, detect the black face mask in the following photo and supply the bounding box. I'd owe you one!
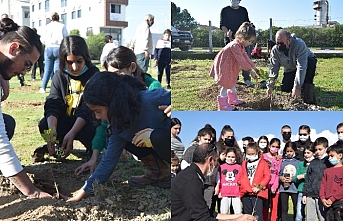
[277,42,288,52]
[224,138,234,147]
[282,133,291,141]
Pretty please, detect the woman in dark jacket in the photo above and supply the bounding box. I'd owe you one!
[38,35,99,158]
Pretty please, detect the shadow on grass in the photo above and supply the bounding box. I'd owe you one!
[315,86,343,109]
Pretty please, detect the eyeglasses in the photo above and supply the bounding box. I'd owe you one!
[282,132,291,134]
[299,134,308,136]
[19,46,34,72]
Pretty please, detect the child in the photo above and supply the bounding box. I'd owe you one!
[251,43,268,61]
[262,138,282,221]
[294,144,315,221]
[302,137,331,221]
[171,151,180,179]
[210,22,260,111]
[335,122,343,145]
[257,135,269,154]
[240,142,270,221]
[154,29,172,89]
[171,118,185,161]
[320,144,343,221]
[294,125,313,161]
[279,142,300,221]
[215,147,242,214]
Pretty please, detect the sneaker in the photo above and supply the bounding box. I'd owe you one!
[166,85,171,89]
[38,88,46,93]
[244,80,253,87]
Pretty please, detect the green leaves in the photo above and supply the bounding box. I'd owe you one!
[41,129,59,144]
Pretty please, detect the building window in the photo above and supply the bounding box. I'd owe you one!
[61,0,67,7]
[24,11,30,18]
[32,5,35,12]
[45,0,50,12]
[110,4,121,14]
[39,20,42,26]
[77,9,81,18]
[72,11,76,19]
[32,21,35,28]
[61,13,67,26]
[39,2,41,10]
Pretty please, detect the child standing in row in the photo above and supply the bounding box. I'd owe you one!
[320,144,343,221]
[209,22,260,111]
[302,137,331,221]
[262,138,282,221]
[240,143,270,221]
[279,142,300,221]
[294,145,315,221]
[215,147,242,215]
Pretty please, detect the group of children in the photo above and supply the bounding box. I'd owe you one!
[171,121,343,221]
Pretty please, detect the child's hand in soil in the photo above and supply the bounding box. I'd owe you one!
[75,159,97,175]
[66,189,88,202]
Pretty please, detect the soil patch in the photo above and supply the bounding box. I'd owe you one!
[171,65,198,75]
[198,83,330,111]
[0,158,171,221]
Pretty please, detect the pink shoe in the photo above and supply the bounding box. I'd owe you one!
[217,96,235,111]
[228,92,244,105]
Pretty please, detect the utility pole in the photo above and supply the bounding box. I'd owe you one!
[209,20,213,53]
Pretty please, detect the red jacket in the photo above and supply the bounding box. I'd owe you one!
[251,47,264,58]
[319,166,343,203]
[240,156,271,199]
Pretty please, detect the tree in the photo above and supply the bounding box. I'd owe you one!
[171,2,198,31]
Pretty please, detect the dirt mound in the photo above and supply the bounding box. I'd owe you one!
[171,65,198,75]
[198,83,330,111]
[0,159,171,221]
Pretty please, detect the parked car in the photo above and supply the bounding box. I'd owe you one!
[171,26,193,51]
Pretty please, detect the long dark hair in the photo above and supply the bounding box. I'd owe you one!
[83,71,146,133]
[59,35,92,71]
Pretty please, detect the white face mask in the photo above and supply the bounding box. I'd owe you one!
[226,158,236,164]
[305,156,314,162]
[259,143,267,149]
[246,155,258,162]
[299,135,309,142]
[338,133,343,141]
[230,0,240,7]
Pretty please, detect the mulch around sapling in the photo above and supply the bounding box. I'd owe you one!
[0,157,171,221]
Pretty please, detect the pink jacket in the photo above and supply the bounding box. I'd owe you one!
[263,153,282,192]
[209,40,255,89]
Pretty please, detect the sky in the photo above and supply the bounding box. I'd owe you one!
[171,0,343,30]
[122,0,170,45]
[173,111,342,150]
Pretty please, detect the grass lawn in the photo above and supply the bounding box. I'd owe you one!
[171,58,343,110]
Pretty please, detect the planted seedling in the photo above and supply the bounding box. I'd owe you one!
[41,129,64,159]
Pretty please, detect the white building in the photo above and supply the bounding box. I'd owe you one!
[0,0,128,45]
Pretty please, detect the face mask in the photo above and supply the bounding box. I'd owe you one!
[230,0,240,7]
[64,65,89,77]
[224,138,234,147]
[305,156,314,162]
[259,143,267,149]
[282,133,291,141]
[226,158,236,164]
[270,147,278,154]
[329,156,339,166]
[338,133,343,141]
[287,153,295,159]
[246,155,258,162]
[277,42,287,52]
[299,135,309,142]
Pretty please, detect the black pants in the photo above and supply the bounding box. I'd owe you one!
[281,56,317,92]
[3,113,15,140]
[279,192,297,221]
[111,128,170,163]
[157,59,171,85]
[38,116,96,151]
[242,195,264,221]
[31,55,44,80]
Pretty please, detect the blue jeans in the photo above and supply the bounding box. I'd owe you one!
[296,192,304,221]
[41,47,60,90]
[136,52,150,73]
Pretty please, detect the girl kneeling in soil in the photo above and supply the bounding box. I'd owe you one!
[209,22,260,111]
[67,72,171,202]
[74,46,164,186]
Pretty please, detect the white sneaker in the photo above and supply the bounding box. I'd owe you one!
[245,80,253,87]
[38,88,46,93]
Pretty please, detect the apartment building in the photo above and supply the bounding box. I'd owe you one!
[1,0,128,44]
